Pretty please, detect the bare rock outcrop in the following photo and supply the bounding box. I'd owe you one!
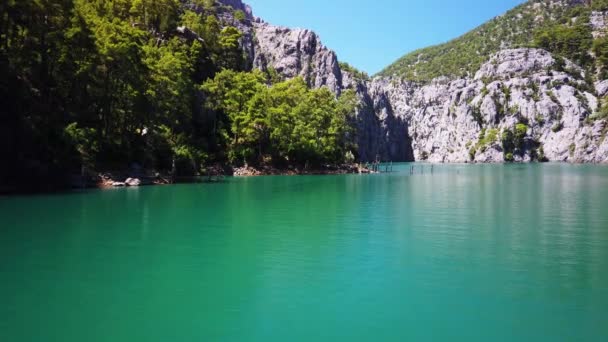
[368,48,608,163]
[217,0,253,18]
[591,11,608,38]
[252,22,343,94]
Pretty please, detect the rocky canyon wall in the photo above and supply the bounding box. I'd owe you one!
[215,0,608,163]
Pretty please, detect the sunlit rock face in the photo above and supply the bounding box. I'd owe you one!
[252,22,343,95]
[206,1,608,163]
[365,49,608,163]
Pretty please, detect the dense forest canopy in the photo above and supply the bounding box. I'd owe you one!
[0,0,358,190]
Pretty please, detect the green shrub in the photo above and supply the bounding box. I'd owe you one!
[535,114,546,125]
[481,86,489,98]
[554,56,566,72]
[345,151,355,164]
[552,122,564,132]
[569,143,576,156]
[592,0,608,11]
[503,87,512,102]
[514,123,528,149]
[64,123,100,167]
[591,100,608,120]
[480,128,498,147]
[471,106,484,127]
[233,10,246,22]
[593,35,608,77]
[469,147,477,161]
[530,82,540,102]
[547,90,559,104]
[502,129,515,154]
[339,62,370,81]
[471,128,499,158]
[538,146,548,162]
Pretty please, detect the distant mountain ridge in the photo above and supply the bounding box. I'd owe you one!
[377,0,608,81]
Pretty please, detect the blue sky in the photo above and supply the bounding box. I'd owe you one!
[246,0,526,75]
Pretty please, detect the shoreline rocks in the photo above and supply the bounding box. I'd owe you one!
[232,164,373,177]
[125,178,141,187]
[91,163,373,189]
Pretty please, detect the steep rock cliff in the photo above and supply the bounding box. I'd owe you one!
[372,49,608,163]
[214,0,608,163]
[248,17,413,162]
[252,21,343,94]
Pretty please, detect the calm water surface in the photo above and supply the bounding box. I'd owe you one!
[1,164,608,341]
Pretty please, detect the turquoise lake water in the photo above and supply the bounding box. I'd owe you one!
[1,164,607,341]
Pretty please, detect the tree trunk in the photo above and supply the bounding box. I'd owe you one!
[171,156,176,183]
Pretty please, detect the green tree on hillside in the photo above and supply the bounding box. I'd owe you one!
[0,0,361,190]
[130,0,179,33]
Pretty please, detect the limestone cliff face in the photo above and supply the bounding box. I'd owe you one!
[249,30,608,163]
[249,19,413,162]
[342,73,414,162]
[591,10,608,37]
[252,21,343,94]
[372,49,608,163]
[212,0,608,163]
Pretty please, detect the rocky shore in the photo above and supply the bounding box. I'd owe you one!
[232,164,374,177]
[76,163,375,189]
